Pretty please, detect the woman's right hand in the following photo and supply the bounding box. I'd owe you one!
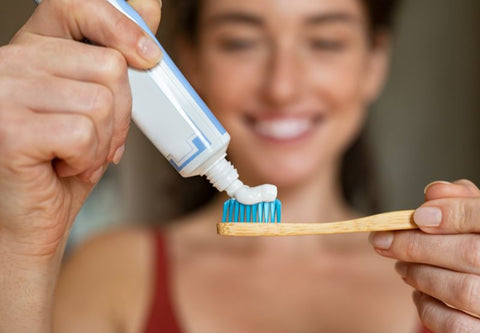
[0,0,161,259]
[0,0,161,330]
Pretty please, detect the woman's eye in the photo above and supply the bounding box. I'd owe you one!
[218,39,258,52]
[309,39,345,52]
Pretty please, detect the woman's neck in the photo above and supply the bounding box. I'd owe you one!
[276,166,355,223]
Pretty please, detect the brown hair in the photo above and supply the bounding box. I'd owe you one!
[363,0,400,32]
[167,0,401,215]
[175,0,400,42]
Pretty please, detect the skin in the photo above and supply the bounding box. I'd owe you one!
[0,0,479,332]
[0,0,162,331]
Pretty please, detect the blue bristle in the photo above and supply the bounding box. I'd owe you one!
[264,202,270,223]
[276,200,282,221]
[239,203,244,222]
[229,199,235,221]
[222,200,229,222]
[272,202,276,222]
[271,202,275,222]
[222,199,282,223]
[234,202,239,221]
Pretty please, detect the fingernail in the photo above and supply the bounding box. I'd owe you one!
[137,35,162,62]
[423,180,451,194]
[89,166,104,184]
[369,232,394,250]
[414,207,442,227]
[113,145,125,165]
[395,262,408,278]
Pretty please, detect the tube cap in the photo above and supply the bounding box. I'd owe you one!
[205,158,242,194]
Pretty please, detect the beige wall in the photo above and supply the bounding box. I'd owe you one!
[1,1,478,223]
[369,0,480,210]
[0,1,35,45]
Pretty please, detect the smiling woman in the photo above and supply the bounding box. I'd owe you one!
[1,0,479,332]
[172,0,397,216]
[137,0,426,332]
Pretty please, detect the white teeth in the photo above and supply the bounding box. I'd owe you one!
[253,118,313,140]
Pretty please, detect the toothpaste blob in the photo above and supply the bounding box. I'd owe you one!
[231,182,277,205]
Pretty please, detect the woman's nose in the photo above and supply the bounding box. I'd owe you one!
[262,45,302,107]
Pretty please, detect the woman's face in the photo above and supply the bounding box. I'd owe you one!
[181,0,389,188]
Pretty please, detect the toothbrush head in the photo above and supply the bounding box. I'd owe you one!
[222,199,282,223]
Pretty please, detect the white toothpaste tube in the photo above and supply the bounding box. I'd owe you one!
[106,0,277,204]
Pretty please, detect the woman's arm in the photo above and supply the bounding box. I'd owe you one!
[0,0,161,331]
[370,179,480,332]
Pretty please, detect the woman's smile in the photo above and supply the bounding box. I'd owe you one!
[245,113,324,143]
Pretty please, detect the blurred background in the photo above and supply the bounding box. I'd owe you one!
[1,0,479,246]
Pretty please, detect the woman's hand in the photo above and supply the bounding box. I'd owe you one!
[0,0,161,331]
[370,179,480,332]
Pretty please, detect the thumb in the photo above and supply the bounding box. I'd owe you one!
[20,0,162,69]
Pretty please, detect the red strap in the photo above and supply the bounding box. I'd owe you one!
[143,231,182,333]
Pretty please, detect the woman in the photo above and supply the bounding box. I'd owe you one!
[0,0,479,332]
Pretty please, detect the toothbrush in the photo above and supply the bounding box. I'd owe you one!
[33,0,282,221]
[218,210,418,236]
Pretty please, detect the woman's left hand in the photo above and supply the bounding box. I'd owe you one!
[369,179,480,333]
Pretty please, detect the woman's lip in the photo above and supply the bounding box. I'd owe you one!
[245,114,323,142]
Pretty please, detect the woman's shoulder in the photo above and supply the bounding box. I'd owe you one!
[58,226,158,285]
[65,225,160,266]
[54,226,162,333]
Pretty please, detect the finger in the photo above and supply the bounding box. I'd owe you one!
[55,160,106,184]
[128,0,162,33]
[1,109,99,181]
[21,0,162,68]
[413,197,480,234]
[413,291,480,333]
[397,263,480,317]
[7,35,128,85]
[10,75,115,173]
[370,230,480,275]
[424,180,480,201]
[7,36,131,161]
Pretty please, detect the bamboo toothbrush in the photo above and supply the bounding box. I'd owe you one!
[218,209,418,236]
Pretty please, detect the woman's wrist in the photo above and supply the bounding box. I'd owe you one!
[0,233,67,333]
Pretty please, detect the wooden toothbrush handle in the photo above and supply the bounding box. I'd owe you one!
[217,210,418,236]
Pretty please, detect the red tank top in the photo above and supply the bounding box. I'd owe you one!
[143,231,431,333]
[143,232,181,333]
